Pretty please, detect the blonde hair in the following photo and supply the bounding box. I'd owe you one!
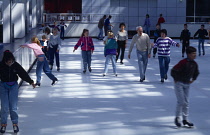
[31,36,41,47]
[107,31,114,38]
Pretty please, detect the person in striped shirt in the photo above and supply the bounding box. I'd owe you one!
[154,29,180,83]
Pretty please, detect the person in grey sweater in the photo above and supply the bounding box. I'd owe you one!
[128,26,151,82]
[48,28,61,71]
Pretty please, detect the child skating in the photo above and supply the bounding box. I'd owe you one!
[103,31,118,76]
[171,46,199,128]
[73,29,94,73]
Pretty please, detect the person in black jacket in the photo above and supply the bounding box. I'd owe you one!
[0,50,35,133]
[153,24,161,58]
[194,24,208,56]
[180,24,191,57]
[171,46,199,128]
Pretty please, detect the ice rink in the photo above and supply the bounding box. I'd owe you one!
[10,38,210,135]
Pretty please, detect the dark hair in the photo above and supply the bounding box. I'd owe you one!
[44,27,51,35]
[146,14,149,18]
[186,46,196,54]
[119,23,126,28]
[103,15,106,18]
[109,15,112,18]
[201,24,205,27]
[184,24,188,26]
[81,29,89,37]
[160,14,163,17]
[2,50,15,63]
[161,29,167,35]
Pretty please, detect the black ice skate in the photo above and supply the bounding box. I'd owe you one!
[174,117,181,127]
[183,120,194,128]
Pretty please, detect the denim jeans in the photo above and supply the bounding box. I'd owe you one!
[145,26,150,36]
[98,28,103,39]
[60,27,65,39]
[82,51,92,70]
[103,55,117,74]
[136,50,148,79]
[36,54,57,83]
[198,38,205,55]
[0,81,19,124]
[158,56,170,79]
[174,82,190,120]
[48,46,60,68]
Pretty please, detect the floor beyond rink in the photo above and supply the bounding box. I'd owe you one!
[14,38,210,135]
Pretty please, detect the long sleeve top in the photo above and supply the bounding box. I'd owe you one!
[194,29,208,39]
[116,30,128,41]
[104,38,118,56]
[144,18,151,27]
[171,58,199,83]
[48,35,61,50]
[22,43,44,57]
[74,36,94,51]
[128,33,151,55]
[154,37,179,56]
[98,18,105,29]
[0,61,34,84]
[180,29,191,42]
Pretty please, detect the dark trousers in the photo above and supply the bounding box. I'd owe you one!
[153,48,157,55]
[42,46,49,60]
[116,41,126,62]
[60,27,65,39]
[48,45,60,68]
[182,40,189,54]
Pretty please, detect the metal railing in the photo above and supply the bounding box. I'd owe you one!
[43,13,125,24]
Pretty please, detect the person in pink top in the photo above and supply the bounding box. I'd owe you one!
[73,29,94,73]
[21,37,58,86]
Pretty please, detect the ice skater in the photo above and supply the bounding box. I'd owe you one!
[21,37,58,87]
[48,28,61,71]
[103,31,118,76]
[193,24,208,56]
[73,29,94,73]
[171,46,199,128]
[0,50,35,133]
[116,23,128,64]
[128,26,151,82]
[180,24,191,58]
[153,29,180,83]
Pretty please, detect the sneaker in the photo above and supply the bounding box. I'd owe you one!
[115,74,118,77]
[35,83,41,87]
[120,61,124,64]
[0,124,7,133]
[13,124,19,133]
[57,67,60,72]
[83,70,86,73]
[161,78,164,83]
[103,73,106,77]
[143,76,145,80]
[88,67,92,72]
[203,52,205,55]
[174,117,181,127]
[140,79,144,82]
[183,120,194,127]
[51,78,58,85]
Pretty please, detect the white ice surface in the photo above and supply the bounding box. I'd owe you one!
[8,38,210,135]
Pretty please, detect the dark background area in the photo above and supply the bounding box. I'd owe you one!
[44,0,82,13]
